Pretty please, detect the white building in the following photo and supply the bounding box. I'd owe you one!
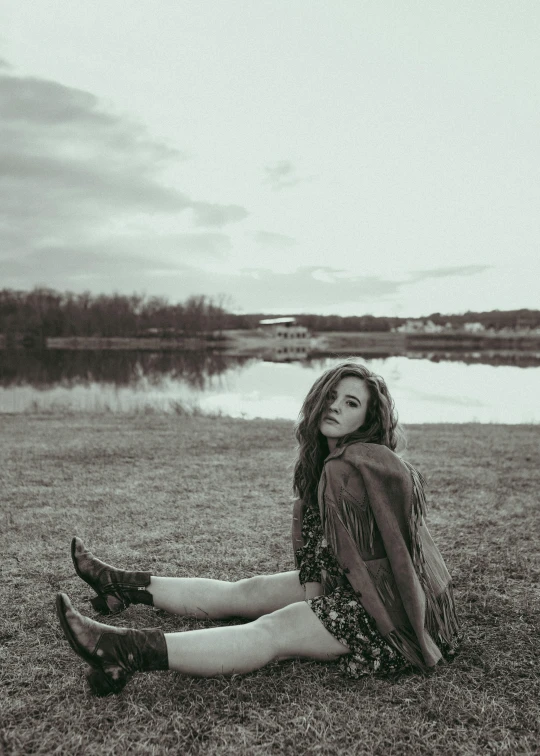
[463,322,485,333]
[258,317,310,340]
[394,319,444,334]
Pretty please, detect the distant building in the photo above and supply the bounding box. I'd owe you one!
[463,322,485,333]
[394,319,443,334]
[258,317,310,339]
[424,320,444,333]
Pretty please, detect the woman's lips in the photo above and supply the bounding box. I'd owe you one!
[323,415,339,424]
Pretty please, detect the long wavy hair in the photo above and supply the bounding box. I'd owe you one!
[293,360,404,507]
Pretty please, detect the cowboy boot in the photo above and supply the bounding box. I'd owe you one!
[56,592,169,696]
[71,537,153,615]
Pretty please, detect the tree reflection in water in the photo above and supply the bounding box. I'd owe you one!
[2,348,539,392]
[0,350,252,391]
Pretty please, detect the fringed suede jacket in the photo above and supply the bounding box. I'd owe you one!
[292,441,460,672]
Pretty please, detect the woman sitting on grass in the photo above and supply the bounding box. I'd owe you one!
[56,360,460,696]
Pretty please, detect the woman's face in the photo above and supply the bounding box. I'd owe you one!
[319,376,370,447]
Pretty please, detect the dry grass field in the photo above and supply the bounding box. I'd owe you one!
[1,414,539,755]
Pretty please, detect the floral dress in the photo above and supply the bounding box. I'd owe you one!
[296,503,410,678]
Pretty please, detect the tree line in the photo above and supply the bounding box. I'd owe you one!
[424,309,540,331]
[0,289,237,345]
[1,288,539,346]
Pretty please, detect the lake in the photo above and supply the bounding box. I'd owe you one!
[1,349,539,423]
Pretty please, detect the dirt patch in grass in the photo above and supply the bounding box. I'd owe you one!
[1,416,539,755]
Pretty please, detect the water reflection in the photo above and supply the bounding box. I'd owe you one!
[0,349,539,423]
[263,344,310,362]
[412,350,540,368]
[0,349,249,390]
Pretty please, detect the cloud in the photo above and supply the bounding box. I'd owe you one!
[0,255,493,315]
[224,267,404,311]
[0,241,228,294]
[209,265,492,314]
[0,74,121,127]
[1,231,231,291]
[0,247,182,280]
[76,232,231,261]
[254,230,296,247]
[0,64,248,269]
[309,268,345,283]
[263,160,311,190]
[408,265,492,282]
[191,202,248,227]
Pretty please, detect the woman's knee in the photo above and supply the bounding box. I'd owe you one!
[233,575,265,602]
[254,602,350,662]
[230,572,304,616]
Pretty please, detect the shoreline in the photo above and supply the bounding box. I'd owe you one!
[2,329,540,355]
[0,405,537,426]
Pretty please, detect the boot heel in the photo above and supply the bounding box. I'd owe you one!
[90,594,125,616]
[85,665,131,697]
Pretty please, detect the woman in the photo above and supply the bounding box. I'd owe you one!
[56,361,460,696]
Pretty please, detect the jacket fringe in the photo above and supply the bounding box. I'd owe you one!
[404,461,460,650]
[424,583,461,651]
[375,570,396,605]
[322,499,340,556]
[386,626,429,671]
[338,491,375,555]
[403,460,428,569]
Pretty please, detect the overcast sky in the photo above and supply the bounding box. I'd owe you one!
[1,1,539,317]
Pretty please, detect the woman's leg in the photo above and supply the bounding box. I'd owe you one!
[149,572,319,619]
[164,600,350,676]
[57,592,350,695]
[72,537,321,619]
